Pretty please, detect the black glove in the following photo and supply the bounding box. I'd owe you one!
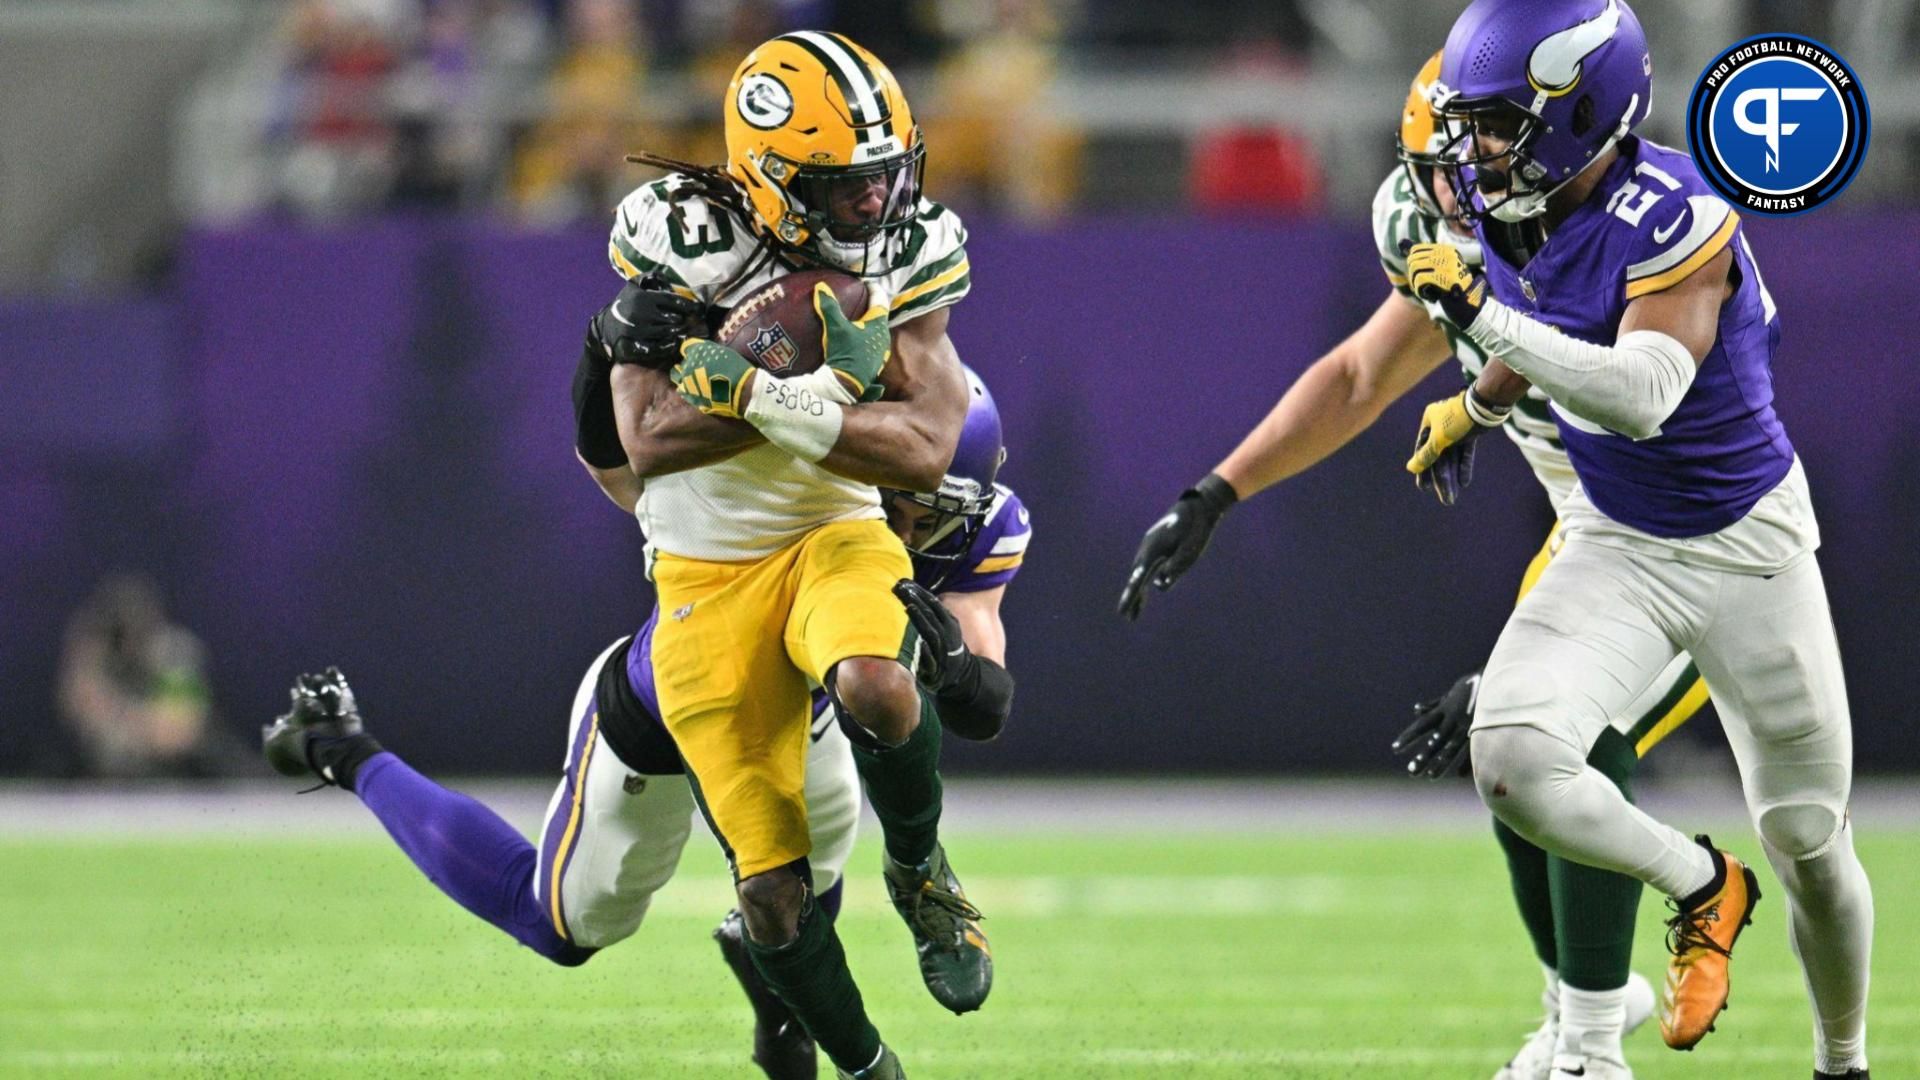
[592,276,704,370]
[895,579,973,693]
[894,579,1014,740]
[1117,473,1238,621]
[1391,669,1481,779]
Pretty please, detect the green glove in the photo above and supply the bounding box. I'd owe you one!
[812,283,891,398]
[671,339,757,419]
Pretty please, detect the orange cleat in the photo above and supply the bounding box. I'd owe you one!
[1660,838,1762,1050]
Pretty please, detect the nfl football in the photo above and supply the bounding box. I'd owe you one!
[715,269,870,379]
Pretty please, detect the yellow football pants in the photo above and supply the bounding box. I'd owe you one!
[649,518,912,879]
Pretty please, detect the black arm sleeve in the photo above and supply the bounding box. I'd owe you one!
[573,322,628,469]
[930,656,1014,742]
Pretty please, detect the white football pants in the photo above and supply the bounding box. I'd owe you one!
[534,639,862,950]
[1469,539,1871,1070]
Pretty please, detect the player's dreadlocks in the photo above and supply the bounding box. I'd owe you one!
[624,151,747,218]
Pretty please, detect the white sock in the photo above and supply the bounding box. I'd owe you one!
[1557,984,1627,1062]
[1541,964,1561,1017]
[1765,824,1872,1075]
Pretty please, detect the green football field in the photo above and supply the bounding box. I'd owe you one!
[4,828,1913,1078]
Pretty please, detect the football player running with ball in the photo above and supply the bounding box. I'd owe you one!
[1124,48,1693,1078]
[263,371,1026,1080]
[581,32,988,1080]
[268,33,988,1080]
[1399,3,1870,1079]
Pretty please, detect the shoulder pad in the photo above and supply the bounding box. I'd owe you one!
[881,200,971,326]
[1592,143,1740,300]
[1621,192,1739,301]
[608,177,753,301]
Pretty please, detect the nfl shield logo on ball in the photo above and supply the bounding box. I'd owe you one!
[749,324,799,373]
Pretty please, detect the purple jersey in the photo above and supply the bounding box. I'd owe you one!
[613,486,1030,771]
[1473,138,1792,538]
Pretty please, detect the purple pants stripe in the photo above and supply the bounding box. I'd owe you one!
[538,702,602,942]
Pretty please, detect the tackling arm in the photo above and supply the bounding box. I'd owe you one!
[1118,291,1455,618]
[578,450,645,514]
[895,580,1012,741]
[942,586,1007,666]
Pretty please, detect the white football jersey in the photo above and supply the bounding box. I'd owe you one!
[607,175,972,560]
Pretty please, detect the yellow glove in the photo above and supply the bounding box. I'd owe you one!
[1406,389,1511,505]
[1403,242,1486,328]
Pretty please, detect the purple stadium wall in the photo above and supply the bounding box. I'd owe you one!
[4,212,1918,775]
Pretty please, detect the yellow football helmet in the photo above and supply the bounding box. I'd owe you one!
[1396,50,1453,219]
[724,32,926,276]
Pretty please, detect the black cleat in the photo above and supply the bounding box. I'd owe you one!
[714,909,817,1080]
[261,667,380,788]
[883,843,992,1014]
[1815,1071,1870,1079]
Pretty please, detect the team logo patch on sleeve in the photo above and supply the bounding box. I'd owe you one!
[748,325,799,373]
[1687,34,1869,215]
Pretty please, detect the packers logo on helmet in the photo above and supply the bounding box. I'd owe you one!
[724,32,926,276]
[736,73,795,130]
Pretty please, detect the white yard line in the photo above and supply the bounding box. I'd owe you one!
[1,776,1916,837]
[8,1043,1917,1071]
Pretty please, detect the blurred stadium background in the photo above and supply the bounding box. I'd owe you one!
[4,1,1920,1076]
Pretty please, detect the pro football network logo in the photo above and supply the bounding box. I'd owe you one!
[748,324,799,373]
[1686,34,1869,216]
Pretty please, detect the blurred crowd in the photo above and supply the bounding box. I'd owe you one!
[252,0,1325,224]
[54,576,242,779]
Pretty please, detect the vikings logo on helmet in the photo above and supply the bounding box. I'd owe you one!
[1434,0,1653,223]
[1526,0,1624,97]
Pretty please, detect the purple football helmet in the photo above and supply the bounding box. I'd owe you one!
[882,364,1005,582]
[1435,0,1652,222]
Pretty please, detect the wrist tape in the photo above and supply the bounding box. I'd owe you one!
[742,367,854,462]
